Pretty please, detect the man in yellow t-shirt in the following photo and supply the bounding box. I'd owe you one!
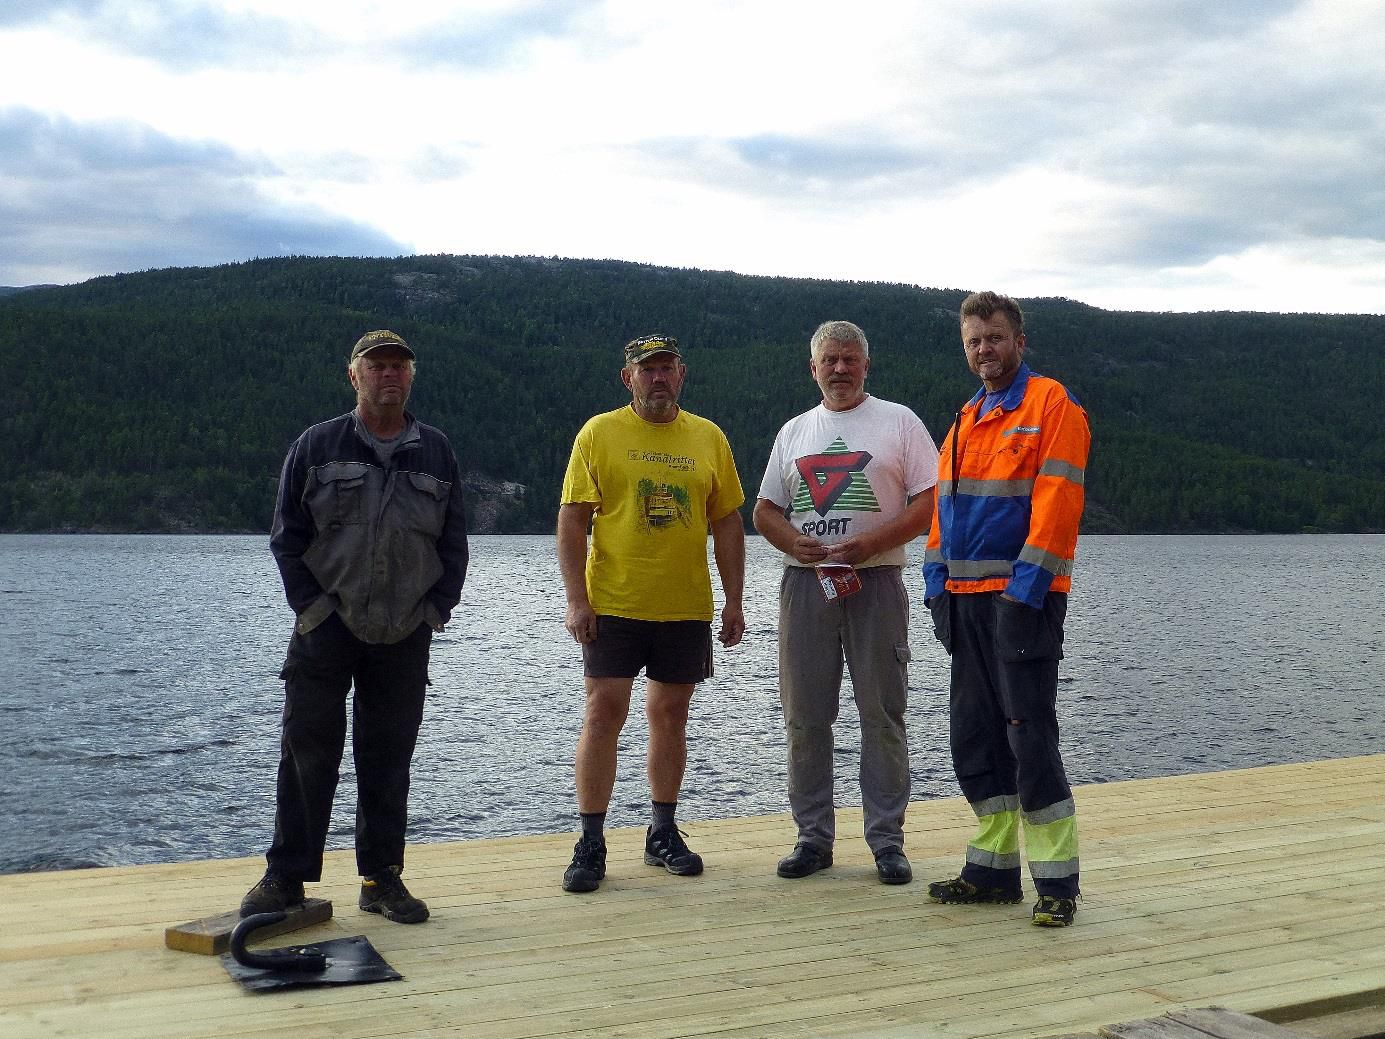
[556,334,746,894]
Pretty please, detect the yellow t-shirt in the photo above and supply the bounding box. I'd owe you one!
[560,405,745,622]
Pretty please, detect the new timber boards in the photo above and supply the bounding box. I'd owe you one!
[3,755,1384,1039]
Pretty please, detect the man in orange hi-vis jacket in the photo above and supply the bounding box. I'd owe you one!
[923,291,1090,928]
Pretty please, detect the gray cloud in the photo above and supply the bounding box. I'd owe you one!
[0,109,406,285]
[2,0,598,71]
[2,0,328,70]
[728,136,921,182]
[4,0,1381,307]
[0,0,106,27]
[635,134,958,209]
[400,0,597,70]
[646,0,1385,274]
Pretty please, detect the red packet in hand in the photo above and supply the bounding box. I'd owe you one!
[816,563,862,602]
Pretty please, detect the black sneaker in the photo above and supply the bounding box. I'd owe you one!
[927,876,1023,905]
[359,865,429,924]
[239,871,305,918]
[644,825,704,876]
[563,835,607,893]
[1032,894,1077,927]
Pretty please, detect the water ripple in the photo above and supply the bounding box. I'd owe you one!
[2,532,1383,874]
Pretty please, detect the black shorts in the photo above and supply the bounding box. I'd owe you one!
[582,616,713,684]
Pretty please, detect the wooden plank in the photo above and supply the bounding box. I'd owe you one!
[1100,1008,1309,1038]
[1169,1008,1307,1037]
[163,898,333,955]
[1286,1004,1385,1039]
[2,755,1383,1039]
[1101,1021,1215,1038]
[1259,987,1385,1025]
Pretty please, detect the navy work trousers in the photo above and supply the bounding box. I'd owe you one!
[939,590,1080,896]
[945,591,1071,811]
[266,612,431,881]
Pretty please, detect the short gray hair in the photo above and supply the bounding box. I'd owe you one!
[809,320,869,358]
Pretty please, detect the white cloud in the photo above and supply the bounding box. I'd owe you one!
[0,0,1382,314]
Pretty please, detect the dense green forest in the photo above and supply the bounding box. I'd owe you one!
[2,254,1383,534]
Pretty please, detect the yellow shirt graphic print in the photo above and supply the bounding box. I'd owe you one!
[638,480,692,530]
[561,406,745,622]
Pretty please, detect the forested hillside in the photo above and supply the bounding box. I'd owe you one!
[2,255,1382,533]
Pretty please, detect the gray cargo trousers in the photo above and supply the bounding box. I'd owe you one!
[777,564,912,855]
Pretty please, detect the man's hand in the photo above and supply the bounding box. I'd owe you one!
[718,603,746,647]
[822,534,875,566]
[565,601,598,644]
[790,534,831,565]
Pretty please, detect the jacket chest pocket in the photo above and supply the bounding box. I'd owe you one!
[981,437,1038,481]
[398,471,450,537]
[307,461,373,530]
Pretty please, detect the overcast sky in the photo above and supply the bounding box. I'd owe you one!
[2,0,1382,313]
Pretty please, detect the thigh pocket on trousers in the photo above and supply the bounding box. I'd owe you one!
[994,595,1058,663]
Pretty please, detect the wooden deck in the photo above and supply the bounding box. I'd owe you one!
[4,755,1384,1039]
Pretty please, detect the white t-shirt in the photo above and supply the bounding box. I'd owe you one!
[757,395,939,568]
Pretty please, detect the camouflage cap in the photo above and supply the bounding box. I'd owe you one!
[350,329,415,362]
[623,334,681,365]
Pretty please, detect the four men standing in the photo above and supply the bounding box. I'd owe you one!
[250,301,1088,928]
[753,321,938,885]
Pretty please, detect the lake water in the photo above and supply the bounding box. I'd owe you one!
[2,534,1382,875]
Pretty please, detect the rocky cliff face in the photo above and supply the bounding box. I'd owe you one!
[462,472,526,533]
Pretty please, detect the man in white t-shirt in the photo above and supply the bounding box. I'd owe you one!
[753,320,939,884]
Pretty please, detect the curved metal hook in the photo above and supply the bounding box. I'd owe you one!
[229,912,328,973]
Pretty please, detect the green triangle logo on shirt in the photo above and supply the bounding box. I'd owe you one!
[791,437,881,516]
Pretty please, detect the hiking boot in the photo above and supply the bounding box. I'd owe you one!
[644,825,704,876]
[874,847,913,885]
[927,876,1023,905]
[359,865,429,924]
[239,871,305,918]
[776,842,832,878]
[1032,894,1077,927]
[563,835,607,893]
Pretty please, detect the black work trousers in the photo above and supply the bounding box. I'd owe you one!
[266,613,431,881]
[942,590,1072,814]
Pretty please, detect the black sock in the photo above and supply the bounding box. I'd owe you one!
[651,800,677,831]
[580,811,606,842]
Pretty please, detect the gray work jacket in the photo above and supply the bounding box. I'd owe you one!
[270,409,469,644]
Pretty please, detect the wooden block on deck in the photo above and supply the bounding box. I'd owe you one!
[164,898,333,955]
[1101,1007,1310,1038]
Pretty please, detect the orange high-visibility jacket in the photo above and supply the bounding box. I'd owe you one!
[924,364,1090,608]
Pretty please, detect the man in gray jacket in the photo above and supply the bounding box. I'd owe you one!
[240,329,468,924]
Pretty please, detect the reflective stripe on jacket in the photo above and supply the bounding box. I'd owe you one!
[924,364,1089,607]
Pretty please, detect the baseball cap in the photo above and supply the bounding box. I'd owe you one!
[623,334,681,365]
[350,329,416,362]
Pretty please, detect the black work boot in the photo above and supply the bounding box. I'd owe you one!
[359,865,429,924]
